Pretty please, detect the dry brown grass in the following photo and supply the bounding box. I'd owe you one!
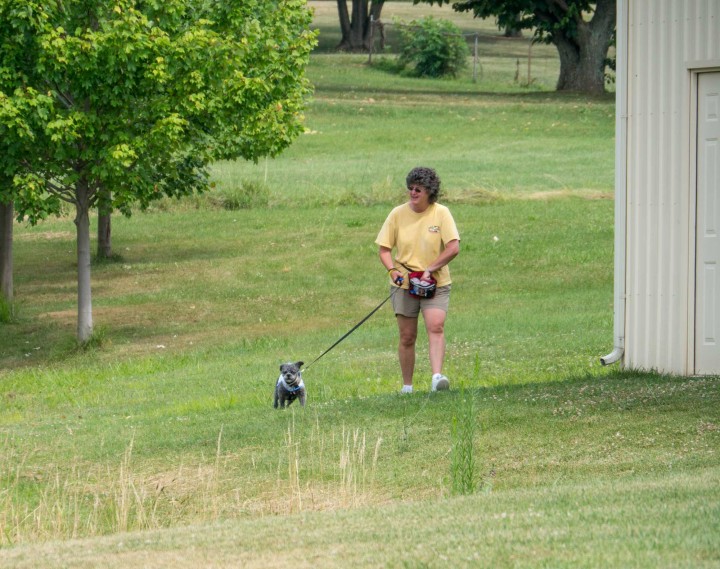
[526,189,614,200]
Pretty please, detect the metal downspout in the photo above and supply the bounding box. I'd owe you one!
[601,0,628,366]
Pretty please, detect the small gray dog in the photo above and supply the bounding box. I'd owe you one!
[274,361,306,408]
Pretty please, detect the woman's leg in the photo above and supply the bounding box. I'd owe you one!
[397,315,418,386]
[423,308,447,375]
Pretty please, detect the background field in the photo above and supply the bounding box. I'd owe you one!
[1,3,718,568]
[213,1,607,206]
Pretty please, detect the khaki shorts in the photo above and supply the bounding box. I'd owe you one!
[391,285,451,318]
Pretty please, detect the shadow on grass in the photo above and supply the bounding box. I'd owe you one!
[315,78,615,104]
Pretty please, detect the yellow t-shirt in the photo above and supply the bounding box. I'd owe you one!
[375,203,460,287]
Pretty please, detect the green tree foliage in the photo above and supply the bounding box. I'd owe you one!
[397,17,470,78]
[0,0,316,342]
[414,0,616,94]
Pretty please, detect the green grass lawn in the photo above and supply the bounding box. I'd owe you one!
[1,3,718,567]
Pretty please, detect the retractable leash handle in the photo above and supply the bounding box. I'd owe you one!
[302,278,403,372]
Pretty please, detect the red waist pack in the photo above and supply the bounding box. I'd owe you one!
[408,272,437,298]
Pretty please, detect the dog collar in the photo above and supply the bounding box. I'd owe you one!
[280,377,304,392]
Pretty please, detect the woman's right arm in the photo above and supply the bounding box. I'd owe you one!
[379,246,403,284]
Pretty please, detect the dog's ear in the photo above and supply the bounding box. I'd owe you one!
[296,361,304,368]
[279,364,284,372]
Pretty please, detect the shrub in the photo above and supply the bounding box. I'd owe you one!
[396,17,470,78]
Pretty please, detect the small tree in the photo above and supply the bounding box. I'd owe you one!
[0,0,316,343]
[397,17,470,78]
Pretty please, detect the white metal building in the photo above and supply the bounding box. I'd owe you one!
[602,0,720,374]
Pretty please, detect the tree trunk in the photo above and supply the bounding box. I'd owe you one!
[553,0,615,94]
[97,187,112,259]
[336,0,384,52]
[75,182,93,343]
[97,212,111,258]
[0,200,13,305]
[503,14,522,38]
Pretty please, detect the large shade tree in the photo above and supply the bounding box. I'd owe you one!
[0,0,316,342]
[337,0,386,51]
[416,0,616,94]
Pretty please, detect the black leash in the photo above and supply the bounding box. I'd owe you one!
[303,283,401,372]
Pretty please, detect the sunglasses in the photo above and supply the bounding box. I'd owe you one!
[407,186,425,194]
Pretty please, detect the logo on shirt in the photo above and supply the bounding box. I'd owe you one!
[428,225,440,233]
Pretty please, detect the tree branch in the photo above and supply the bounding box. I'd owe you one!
[547,0,583,28]
[589,0,616,30]
[547,0,570,12]
[43,179,77,205]
[46,81,75,110]
[19,158,77,205]
[86,179,101,209]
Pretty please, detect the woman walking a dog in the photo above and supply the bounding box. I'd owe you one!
[376,166,460,393]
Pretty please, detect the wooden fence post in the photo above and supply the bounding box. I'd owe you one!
[368,15,374,64]
[473,33,479,82]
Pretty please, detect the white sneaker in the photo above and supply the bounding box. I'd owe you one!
[400,385,413,394]
[431,373,450,391]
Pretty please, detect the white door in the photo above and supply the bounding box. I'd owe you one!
[696,72,720,374]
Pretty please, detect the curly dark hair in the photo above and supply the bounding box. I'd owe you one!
[406,166,441,203]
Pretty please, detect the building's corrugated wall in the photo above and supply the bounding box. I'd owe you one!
[625,0,720,373]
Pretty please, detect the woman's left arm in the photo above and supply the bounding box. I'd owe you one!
[424,239,460,278]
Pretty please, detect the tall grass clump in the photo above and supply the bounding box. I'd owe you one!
[279,416,384,514]
[0,296,13,323]
[0,437,165,544]
[76,326,109,352]
[284,420,304,514]
[216,180,270,210]
[0,432,241,545]
[339,426,383,507]
[450,387,478,496]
